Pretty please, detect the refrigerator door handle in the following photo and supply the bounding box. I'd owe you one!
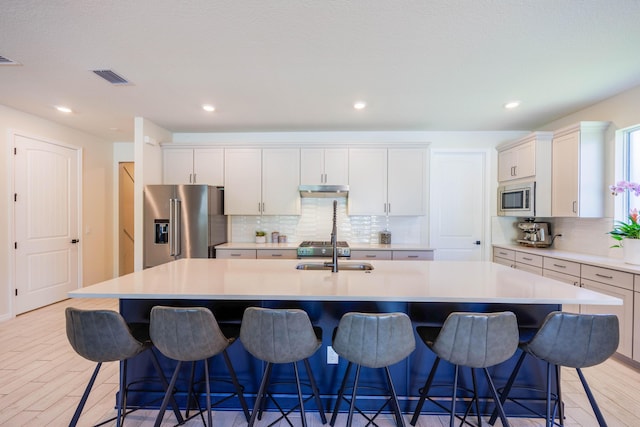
[169,198,176,256]
[174,199,182,256]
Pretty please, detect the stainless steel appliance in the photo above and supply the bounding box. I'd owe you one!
[297,241,351,258]
[498,181,536,217]
[144,185,227,268]
[517,220,552,247]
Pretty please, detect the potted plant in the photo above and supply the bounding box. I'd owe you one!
[609,181,640,264]
[255,230,266,244]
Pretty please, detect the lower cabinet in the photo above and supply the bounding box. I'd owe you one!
[542,269,581,314]
[515,252,543,276]
[580,269,634,359]
[350,250,392,261]
[256,249,297,260]
[493,248,515,268]
[392,250,434,261]
[216,249,257,259]
[634,275,640,363]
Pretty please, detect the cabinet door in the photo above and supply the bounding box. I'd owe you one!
[323,149,349,185]
[348,149,387,215]
[514,141,535,179]
[387,148,425,215]
[635,289,640,363]
[581,278,633,358]
[493,256,514,268]
[543,269,580,313]
[193,148,224,186]
[497,149,515,182]
[515,263,542,276]
[552,131,580,217]
[163,149,194,184]
[350,250,392,260]
[300,148,324,185]
[224,149,262,215]
[262,148,300,215]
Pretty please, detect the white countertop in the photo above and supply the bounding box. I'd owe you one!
[493,243,640,275]
[69,258,620,305]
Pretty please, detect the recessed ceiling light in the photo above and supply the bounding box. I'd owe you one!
[202,104,215,112]
[504,101,521,109]
[55,105,73,113]
[353,101,367,110]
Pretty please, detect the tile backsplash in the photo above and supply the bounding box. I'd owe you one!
[230,198,424,244]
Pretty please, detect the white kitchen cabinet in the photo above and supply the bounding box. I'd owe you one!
[163,148,224,185]
[224,148,300,215]
[300,148,348,185]
[514,251,543,276]
[348,148,426,216]
[551,122,609,217]
[493,247,515,267]
[543,269,581,313]
[580,265,634,358]
[497,140,536,182]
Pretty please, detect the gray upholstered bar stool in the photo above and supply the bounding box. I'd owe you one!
[150,306,250,427]
[240,307,327,427]
[490,311,619,427]
[330,312,416,427]
[65,307,183,427]
[410,311,518,427]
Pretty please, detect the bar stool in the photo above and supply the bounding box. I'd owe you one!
[330,312,416,427]
[239,306,327,427]
[490,311,619,427]
[150,306,250,427]
[410,311,518,427]
[65,307,183,427]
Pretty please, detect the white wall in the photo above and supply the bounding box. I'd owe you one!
[0,105,113,321]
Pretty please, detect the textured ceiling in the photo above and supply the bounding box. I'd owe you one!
[1,0,640,141]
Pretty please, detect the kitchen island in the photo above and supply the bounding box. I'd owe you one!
[69,258,621,416]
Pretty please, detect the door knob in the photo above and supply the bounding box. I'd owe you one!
[71,239,80,244]
[474,240,481,245]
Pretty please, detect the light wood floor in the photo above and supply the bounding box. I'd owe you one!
[1,298,639,426]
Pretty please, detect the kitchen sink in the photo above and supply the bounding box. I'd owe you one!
[295,262,374,271]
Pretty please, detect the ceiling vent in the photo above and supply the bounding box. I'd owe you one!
[0,55,20,65]
[91,69,131,85]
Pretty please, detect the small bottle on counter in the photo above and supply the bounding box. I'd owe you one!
[379,230,392,244]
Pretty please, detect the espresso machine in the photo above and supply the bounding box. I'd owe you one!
[517,220,552,247]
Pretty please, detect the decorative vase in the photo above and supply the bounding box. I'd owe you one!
[622,239,640,265]
[255,235,266,244]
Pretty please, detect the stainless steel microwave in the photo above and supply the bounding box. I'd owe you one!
[498,182,535,216]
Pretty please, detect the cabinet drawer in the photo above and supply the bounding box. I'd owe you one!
[515,263,542,276]
[350,250,392,260]
[216,249,257,259]
[543,269,580,286]
[493,248,515,261]
[515,252,543,268]
[256,249,297,260]
[493,257,514,268]
[543,257,580,277]
[581,265,633,291]
[392,250,434,261]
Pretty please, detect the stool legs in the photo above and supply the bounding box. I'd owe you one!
[576,368,607,427]
[70,362,102,427]
[304,359,328,424]
[221,349,251,422]
[330,361,353,426]
[154,360,183,427]
[410,357,440,425]
[384,366,406,427]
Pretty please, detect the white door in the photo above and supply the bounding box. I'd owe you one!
[430,151,485,261]
[13,134,81,314]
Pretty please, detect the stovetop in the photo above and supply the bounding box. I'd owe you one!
[297,241,350,257]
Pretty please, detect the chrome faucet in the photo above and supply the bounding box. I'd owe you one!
[325,200,339,273]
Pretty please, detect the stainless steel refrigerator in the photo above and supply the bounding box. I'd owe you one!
[144,185,227,268]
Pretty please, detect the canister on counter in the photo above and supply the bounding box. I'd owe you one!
[271,231,279,243]
[278,235,287,243]
[379,230,392,244]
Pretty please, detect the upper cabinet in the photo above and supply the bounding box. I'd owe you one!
[497,132,552,183]
[163,148,224,185]
[348,148,426,216]
[224,148,300,215]
[300,148,348,185]
[551,121,609,217]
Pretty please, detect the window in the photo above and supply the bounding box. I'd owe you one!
[622,125,640,214]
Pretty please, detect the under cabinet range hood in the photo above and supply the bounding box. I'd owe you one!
[298,184,349,198]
